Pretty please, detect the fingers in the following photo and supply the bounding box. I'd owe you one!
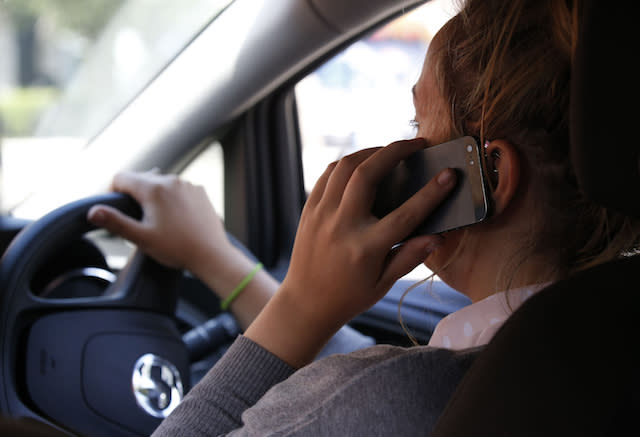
[376,168,456,245]
[91,169,179,245]
[339,138,428,215]
[305,138,455,249]
[305,161,337,208]
[308,140,424,214]
[378,235,443,289]
[110,170,168,200]
[320,148,380,209]
[307,140,422,213]
[87,204,147,244]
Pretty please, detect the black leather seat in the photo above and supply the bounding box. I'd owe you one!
[431,256,640,436]
[431,1,640,435]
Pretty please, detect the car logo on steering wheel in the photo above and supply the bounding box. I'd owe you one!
[132,353,184,418]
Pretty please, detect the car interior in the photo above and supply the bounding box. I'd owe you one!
[0,0,637,435]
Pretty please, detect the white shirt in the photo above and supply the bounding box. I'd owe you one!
[428,284,548,350]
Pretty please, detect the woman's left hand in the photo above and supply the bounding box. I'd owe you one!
[88,171,281,330]
[87,171,234,277]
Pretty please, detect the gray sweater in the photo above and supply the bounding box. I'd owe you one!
[152,336,478,436]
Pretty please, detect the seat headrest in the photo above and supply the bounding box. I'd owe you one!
[570,1,640,217]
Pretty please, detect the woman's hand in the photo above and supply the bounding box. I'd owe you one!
[87,171,233,278]
[245,138,457,367]
[87,171,280,330]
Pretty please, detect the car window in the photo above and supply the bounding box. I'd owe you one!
[295,0,457,280]
[180,141,225,219]
[296,0,456,193]
[0,0,234,215]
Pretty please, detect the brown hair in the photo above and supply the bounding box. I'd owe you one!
[400,0,640,342]
[433,0,640,283]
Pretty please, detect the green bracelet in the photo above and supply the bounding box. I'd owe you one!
[220,262,263,311]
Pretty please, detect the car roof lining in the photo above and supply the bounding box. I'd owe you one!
[309,0,423,34]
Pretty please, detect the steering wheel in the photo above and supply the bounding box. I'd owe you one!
[0,193,192,436]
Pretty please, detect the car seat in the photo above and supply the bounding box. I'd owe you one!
[430,1,640,435]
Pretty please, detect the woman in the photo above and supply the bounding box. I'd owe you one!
[88,0,640,434]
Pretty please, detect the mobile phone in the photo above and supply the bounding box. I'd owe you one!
[372,136,492,236]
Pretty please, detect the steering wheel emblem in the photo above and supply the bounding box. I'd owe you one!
[132,353,184,418]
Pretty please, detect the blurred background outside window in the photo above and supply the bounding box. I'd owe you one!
[0,0,232,214]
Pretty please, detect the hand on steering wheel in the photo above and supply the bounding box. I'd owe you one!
[88,171,280,330]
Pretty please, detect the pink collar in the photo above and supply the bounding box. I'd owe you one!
[428,284,549,350]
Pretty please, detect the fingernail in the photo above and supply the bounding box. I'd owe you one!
[424,237,443,255]
[437,168,455,186]
[88,208,105,225]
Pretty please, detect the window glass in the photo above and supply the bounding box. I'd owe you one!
[180,141,225,220]
[0,0,233,213]
[295,0,456,279]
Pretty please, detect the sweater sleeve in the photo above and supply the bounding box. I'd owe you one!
[152,326,372,437]
[317,325,375,359]
[151,335,294,437]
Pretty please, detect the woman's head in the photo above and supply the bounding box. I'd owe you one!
[413,0,640,299]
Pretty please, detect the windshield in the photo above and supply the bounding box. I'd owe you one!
[0,0,233,214]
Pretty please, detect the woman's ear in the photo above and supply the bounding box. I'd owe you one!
[484,139,520,215]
